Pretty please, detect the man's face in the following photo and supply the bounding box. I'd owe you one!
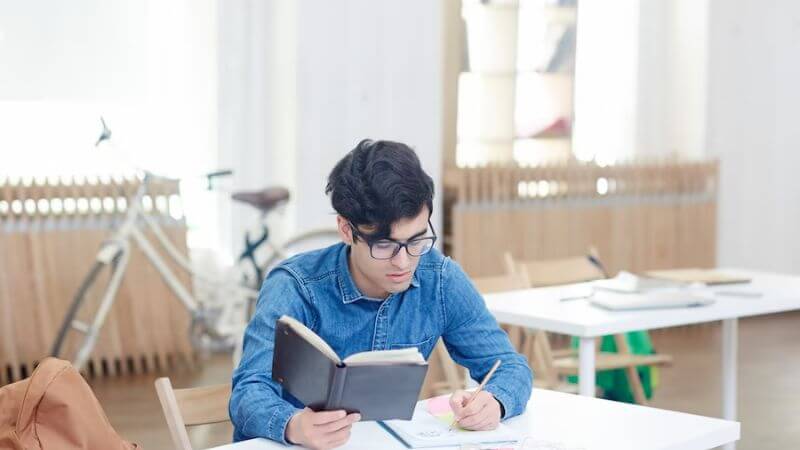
[337,206,433,299]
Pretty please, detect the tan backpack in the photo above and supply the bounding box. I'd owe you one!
[0,358,139,450]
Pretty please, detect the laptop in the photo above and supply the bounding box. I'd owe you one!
[590,290,715,311]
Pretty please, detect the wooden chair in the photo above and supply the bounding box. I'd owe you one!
[154,377,231,450]
[428,272,531,395]
[503,248,607,288]
[504,251,673,404]
[471,272,532,358]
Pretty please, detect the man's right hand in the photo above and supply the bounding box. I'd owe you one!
[285,408,361,449]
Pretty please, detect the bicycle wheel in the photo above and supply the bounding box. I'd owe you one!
[240,228,339,318]
[51,244,130,372]
[261,228,341,276]
[50,260,106,359]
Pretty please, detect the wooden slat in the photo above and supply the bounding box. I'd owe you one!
[552,353,673,374]
[0,175,193,384]
[173,382,232,426]
[445,160,719,278]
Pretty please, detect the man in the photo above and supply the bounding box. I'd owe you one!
[230,140,532,449]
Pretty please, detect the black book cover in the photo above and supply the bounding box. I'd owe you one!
[272,320,428,420]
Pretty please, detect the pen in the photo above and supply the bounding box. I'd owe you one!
[586,253,610,278]
[716,291,763,298]
[559,293,593,302]
[449,359,502,431]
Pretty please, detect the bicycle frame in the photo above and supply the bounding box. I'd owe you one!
[52,173,258,371]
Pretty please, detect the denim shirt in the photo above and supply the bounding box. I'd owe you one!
[229,242,533,444]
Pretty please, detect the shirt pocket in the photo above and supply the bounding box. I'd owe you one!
[388,335,437,359]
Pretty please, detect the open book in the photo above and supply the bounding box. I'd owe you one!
[272,315,428,421]
[381,395,520,448]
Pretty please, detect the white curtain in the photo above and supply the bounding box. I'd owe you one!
[0,0,219,250]
[217,0,444,259]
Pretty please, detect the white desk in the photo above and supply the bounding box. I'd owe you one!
[207,388,739,450]
[483,268,800,450]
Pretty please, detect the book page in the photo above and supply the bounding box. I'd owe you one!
[344,348,425,366]
[382,395,519,448]
[278,315,341,364]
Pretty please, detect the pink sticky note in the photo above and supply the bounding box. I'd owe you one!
[425,394,453,415]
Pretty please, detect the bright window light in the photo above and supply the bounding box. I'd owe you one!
[0,1,218,252]
[573,0,639,165]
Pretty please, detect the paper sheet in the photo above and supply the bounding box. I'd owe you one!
[382,395,520,448]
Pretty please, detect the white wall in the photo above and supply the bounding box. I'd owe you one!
[576,0,800,273]
[573,0,640,164]
[218,0,444,258]
[707,0,800,273]
[0,0,219,248]
[218,0,296,260]
[0,1,144,101]
[574,0,709,164]
[0,0,217,173]
[294,0,443,233]
[635,0,709,160]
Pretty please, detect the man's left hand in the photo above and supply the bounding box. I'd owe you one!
[448,390,502,431]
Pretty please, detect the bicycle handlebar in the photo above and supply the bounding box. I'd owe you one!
[205,169,233,190]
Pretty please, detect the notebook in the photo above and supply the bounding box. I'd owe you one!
[381,394,520,448]
[592,271,685,293]
[590,290,715,311]
[272,315,428,421]
[645,269,751,286]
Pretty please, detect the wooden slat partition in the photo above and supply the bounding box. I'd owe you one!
[446,159,718,278]
[421,160,719,393]
[0,175,194,385]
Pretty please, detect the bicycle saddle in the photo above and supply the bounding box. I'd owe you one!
[231,187,290,213]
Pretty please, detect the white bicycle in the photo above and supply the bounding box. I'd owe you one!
[50,169,339,370]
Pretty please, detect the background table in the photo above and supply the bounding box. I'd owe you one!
[482,268,800,450]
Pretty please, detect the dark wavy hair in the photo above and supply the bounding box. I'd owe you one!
[325,139,434,241]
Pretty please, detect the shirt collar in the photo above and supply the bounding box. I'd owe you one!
[337,244,420,304]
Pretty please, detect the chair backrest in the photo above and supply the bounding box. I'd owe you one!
[154,377,231,450]
[428,271,532,396]
[504,248,606,287]
[471,271,531,294]
[502,251,607,389]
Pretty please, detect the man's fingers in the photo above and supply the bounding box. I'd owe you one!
[458,401,490,427]
[309,409,347,425]
[457,412,484,429]
[316,413,360,433]
[459,394,500,430]
[451,391,495,419]
[468,413,497,431]
[460,394,489,417]
[324,425,352,446]
[315,418,351,434]
[458,394,489,420]
[328,438,348,449]
[449,390,469,414]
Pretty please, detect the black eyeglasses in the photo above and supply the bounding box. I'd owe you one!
[349,220,437,260]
